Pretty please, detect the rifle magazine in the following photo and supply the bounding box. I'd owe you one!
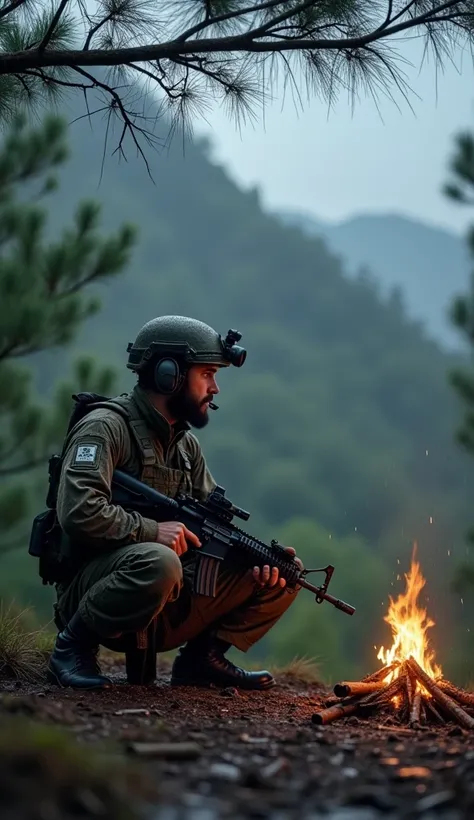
[193,554,220,597]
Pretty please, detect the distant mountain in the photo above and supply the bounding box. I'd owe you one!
[277,210,471,350]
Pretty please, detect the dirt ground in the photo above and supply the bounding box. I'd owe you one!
[1,656,474,820]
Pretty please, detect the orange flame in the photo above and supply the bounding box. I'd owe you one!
[376,544,441,683]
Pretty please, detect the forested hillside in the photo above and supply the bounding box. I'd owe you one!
[279,210,470,351]
[3,94,473,684]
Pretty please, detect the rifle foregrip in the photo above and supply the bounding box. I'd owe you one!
[232,533,300,584]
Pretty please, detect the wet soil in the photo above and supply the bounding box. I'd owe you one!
[1,657,474,820]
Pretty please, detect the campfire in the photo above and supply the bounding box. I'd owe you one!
[313,547,474,729]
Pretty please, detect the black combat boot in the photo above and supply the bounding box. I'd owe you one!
[170,633,275,690]
[47,612,112,689]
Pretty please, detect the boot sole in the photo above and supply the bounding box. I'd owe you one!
[170,676,276,691]
[46,665,112,690]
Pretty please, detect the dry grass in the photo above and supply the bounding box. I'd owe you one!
[0,603,52,682]
[268,656,323,685]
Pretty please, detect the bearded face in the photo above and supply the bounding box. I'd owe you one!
[167,365,220,429]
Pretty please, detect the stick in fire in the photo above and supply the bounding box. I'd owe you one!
[313,659,474,729]
[312,549,474,729]
[111,470,355,615]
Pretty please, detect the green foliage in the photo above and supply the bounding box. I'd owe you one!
[0,114,137,551]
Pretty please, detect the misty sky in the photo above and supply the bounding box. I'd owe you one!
[194,39,474,236]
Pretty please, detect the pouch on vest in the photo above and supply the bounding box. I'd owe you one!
[28,508,64,585]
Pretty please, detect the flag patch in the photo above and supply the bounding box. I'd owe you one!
[73,444,98,465]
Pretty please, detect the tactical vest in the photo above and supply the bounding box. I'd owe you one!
[67,392,194,500]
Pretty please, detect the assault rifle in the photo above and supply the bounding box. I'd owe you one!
[111,470,356,616]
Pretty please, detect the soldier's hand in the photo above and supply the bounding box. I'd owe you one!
[158,521,201,556]
[252,546,303,588]
[284,546,304,571]
[284,546,304,589]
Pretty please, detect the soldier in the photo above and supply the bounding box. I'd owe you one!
[47,316,301,690]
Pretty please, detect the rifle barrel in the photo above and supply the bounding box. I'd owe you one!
[299,577,355,615]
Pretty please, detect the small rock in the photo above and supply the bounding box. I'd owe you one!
[329,752,344,766]
[416,790,455,812]
[312,732,330,745]
[348,786,397,811]
[209,762,240,782]
[68,788,106,816]
[114,708,150,716]
[219,687,238,698]
[126,741,201,760]
[342,767,358,778]
[328,809,379,820]
[422,745,440,758]
[261,757,289,778]
[239,733,268,744]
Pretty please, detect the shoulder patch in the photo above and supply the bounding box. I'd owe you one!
[72,442,102,468]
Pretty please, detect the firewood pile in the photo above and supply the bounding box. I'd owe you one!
[312,656,474,730]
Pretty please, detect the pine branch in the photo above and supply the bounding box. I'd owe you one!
[0,1,472,160]
[38,0,70,51]
[0,115,134,543]
[175,0,285,42]
[0,0,29,20]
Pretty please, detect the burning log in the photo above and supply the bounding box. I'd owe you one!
[361,674,405,707]
[424,699,445,725]
[437,680,474,708]
[333,680,386,698]
[312,698,360,726]
[362,662,400,683]
[409,691,422,728]
[313,676,404,725]
[406,658,474,731]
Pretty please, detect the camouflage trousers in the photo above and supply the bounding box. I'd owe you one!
[55,543,299,653]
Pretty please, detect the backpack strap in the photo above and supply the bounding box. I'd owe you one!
[86,397,159,469]
[177,440,192,472]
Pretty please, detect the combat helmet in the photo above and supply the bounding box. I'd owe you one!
[126,316,246,373]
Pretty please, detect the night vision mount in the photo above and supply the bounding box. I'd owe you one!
[222,329,247,368]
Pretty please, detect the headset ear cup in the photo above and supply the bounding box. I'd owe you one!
[154,358,180,394]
